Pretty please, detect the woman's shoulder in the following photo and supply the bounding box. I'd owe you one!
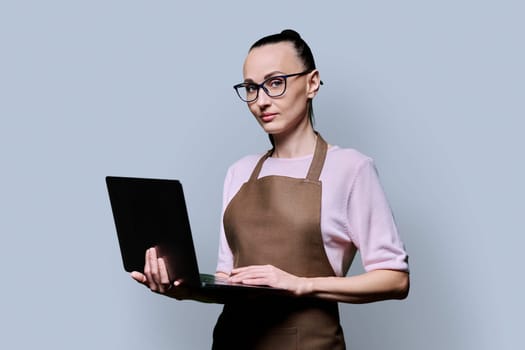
[328,145,374,166]
[228,153,265,170]
[224,152,266,180]
[321,146,380,186]
[222,152,266,195]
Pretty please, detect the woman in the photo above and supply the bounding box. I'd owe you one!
[132,29,409,349]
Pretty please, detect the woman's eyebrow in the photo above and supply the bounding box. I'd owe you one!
[244,71,286,83]
[264,71,285,79]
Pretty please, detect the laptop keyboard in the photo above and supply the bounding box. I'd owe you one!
[200,273,230,285]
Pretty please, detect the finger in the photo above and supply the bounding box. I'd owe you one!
[237,274,271,286]
[231,265,258,274]
[231,265,270,275]
[131,271,148,284]
[156,258,171,293]
[144,248,158,291]
[157,258,171,285]
[148,247,162,285]
[230,266,268,279]
[215,272,230,280]
[230,267,255,277]
[230,270,265,283]
[242,278,269,286]
[232,266,285,286]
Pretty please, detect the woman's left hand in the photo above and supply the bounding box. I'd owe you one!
[229,265,312,296]
[130,247,194,299]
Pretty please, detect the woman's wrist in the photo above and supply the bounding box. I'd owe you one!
[296,277,315,296]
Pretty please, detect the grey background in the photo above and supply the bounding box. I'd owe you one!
[1,1,523,349]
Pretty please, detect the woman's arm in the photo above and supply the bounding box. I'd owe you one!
[228,265,409,304]
[304,269,409,303]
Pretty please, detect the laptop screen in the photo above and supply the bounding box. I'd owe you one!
[106,176,201,286]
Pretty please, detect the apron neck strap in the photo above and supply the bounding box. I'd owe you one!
[249,149,273,181]
[306,132,327,181]
[248,132,328,182]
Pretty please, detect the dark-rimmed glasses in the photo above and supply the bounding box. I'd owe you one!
[233,70,312,103]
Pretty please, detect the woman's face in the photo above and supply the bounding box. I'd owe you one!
[242,42,319,137]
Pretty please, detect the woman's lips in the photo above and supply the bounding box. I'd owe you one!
[260,113,276,122]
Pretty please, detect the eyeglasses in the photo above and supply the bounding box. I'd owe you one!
[233,70,313,103]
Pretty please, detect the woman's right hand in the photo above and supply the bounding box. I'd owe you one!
[131,247,192,300]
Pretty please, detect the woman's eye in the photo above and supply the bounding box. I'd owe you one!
[268,78,284,88]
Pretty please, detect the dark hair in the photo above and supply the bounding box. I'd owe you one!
[249,29,320,146]
[250,29,317,74]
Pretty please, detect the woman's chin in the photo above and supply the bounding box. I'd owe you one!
[259,122,281,135]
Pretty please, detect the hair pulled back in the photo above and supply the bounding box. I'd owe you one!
[250,29,318,73]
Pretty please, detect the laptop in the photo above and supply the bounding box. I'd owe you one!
[105,176,290,296]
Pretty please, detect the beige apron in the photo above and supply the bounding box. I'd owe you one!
[212,134,346,350]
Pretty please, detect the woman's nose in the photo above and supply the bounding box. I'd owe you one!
[256,88,272,107]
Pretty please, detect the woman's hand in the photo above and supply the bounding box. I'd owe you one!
[229,264,312,296]
[130,247,192,300]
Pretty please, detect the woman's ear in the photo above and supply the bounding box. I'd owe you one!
[306,69,321,99]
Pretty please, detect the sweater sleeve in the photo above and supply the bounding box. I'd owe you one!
[347,159,409,272]
[215,165,235,275]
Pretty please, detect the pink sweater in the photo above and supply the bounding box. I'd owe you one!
[216,146,409,277]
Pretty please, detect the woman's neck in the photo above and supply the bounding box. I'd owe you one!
[271,125,317,159]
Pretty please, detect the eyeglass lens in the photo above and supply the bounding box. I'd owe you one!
[240,76,287,102]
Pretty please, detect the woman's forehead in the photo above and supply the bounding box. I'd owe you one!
[243,42,302,80]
